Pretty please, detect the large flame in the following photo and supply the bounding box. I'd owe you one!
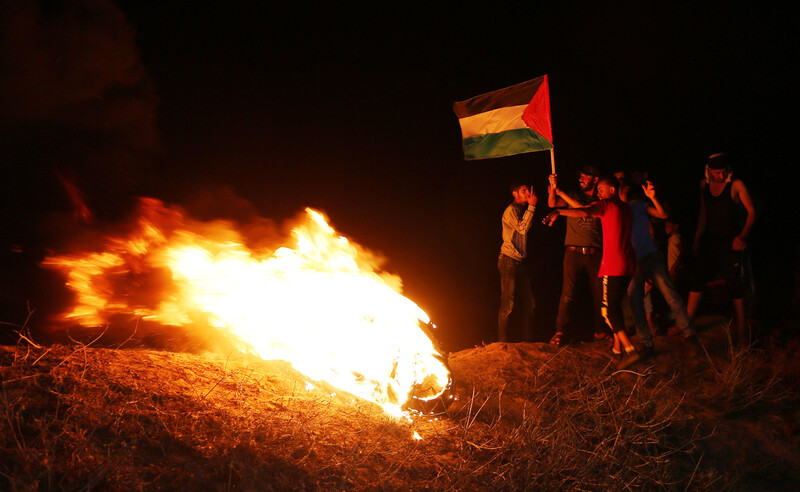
[42,198,450,416]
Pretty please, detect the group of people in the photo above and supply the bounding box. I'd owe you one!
[497,153,755,369]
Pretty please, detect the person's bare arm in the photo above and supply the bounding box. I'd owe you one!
[543,204,599,226]
[548,174,567,208]
[643,181,668,219]
[505,187,539,234]
[549,173,588,209]
[732,179,755,251]
[556,189,585,209]
[669,238,684,279]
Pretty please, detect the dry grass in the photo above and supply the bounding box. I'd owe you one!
[694,322,787,416]
[1,320,799,491]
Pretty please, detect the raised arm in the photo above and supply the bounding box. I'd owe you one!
[504,188,539,234]
[548,174,567,208]
[549,173,588,209]
[643,181,668,219]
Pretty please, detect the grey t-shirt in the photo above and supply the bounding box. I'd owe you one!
[564,191,602,248]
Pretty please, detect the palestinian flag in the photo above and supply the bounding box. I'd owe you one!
[453,75,553,160]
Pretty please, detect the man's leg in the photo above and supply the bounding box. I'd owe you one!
[628,260,653,346]
[586,253,606,339]
[687,291,703,319]
[686,246,712,321]
[605,276,640,368]
[644,285,659,333]
[497,255,517,342]
[650,256,696,337]
[732,298,747,347]
[554,250,580,341]
[725,249,748,347]
[604,276,634,347]
[516,262,536,342]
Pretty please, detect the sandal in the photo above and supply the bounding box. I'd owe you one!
[549,332,564,346]
[594,331,613,342]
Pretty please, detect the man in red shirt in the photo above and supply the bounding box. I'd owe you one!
[545,175,639,369]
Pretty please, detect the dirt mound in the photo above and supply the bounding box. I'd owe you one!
[2,319,798,490]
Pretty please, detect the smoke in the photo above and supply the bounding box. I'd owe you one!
[0,0,159,229]
[0,0,159,335]
[0,0,158,148]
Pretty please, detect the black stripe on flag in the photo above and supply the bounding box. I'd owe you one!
[453,76,545,118]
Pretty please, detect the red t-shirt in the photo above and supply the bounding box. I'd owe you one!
[593,198,635,277]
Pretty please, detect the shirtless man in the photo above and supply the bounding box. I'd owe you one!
[687,153,756,346]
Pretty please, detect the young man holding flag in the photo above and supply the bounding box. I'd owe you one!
[546,167,605,346]
[545,176,640,369]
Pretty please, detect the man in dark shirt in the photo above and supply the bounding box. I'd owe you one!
[545,176,639,369]
[688,153,755,347]
[546,166,604,346]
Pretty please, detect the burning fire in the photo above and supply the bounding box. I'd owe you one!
[43,198,450,416]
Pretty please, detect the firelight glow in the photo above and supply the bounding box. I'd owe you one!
[43,199,450,417]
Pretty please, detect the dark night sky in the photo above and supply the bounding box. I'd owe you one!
[2,1,797,350]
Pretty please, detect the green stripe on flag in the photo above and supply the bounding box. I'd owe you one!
[463,128,553,161]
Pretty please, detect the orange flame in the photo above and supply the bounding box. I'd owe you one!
[42,198,450,416]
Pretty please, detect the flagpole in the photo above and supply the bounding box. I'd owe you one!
[550,148,555,174]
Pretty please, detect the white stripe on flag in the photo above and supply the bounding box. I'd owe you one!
[457,104,528,139]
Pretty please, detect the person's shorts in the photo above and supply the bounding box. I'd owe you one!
[689,242,745,299]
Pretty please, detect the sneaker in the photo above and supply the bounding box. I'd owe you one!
[639,343,655,360]
[616,350,641,370]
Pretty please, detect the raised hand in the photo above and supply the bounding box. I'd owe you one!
[528,187,538,206]
[548,174,558,194]
[642,181,657,200]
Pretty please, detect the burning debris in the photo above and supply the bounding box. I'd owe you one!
[42,198,450,416]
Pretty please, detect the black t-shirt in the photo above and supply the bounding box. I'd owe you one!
[564,191,602,249]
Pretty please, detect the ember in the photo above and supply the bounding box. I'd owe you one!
[42,198,450,416]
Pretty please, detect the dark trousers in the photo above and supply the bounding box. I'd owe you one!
[601,275,630,334]
[629,252,695,344]
[498,254,535,342]
[555,250,603,336]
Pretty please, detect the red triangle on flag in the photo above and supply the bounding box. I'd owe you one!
[521,75,553,145]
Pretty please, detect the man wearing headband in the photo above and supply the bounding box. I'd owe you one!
[687,153,756,346]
